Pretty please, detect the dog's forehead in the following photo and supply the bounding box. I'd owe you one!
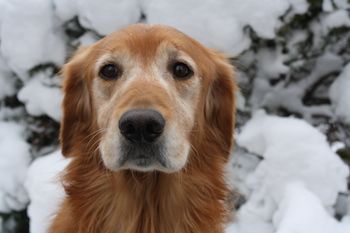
[95,24,209,62]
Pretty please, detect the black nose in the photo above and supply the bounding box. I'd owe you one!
[119,109,165,143]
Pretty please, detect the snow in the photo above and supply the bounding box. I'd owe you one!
[144,0,308,55]
[273,182,350,233]
[225,111,349,232]
[76,0,141,35]
[0,55,16,99]
[1,0,310,64]
[0,0,349,232]
[0,0,66,79]
[323,0,350,12]
[238,111,348,207]
[18,72,62,122]
[0,74,16,99]
[25,151,70,233]
[321,9,350,34]
[52,0,77,23]
[329,63,350,124]
[75,32,100,46]
[0,122,31,213]
[257,47,289,78]
[287,30,308,56]
[323,0,335,12]
[287,0,309,14]
[229,0,288,39]
[331,141,346,152]
[226,207,274,233]
[333,0,350,9]
[342,217,350,230]
[251,52,343,120]
[144,0,250,55]
[53,0,141,38]
[225,148,261,196]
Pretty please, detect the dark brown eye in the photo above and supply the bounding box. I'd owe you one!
[99,64,121,80]
[172,62,193,79]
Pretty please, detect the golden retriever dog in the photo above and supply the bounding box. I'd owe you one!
[49,24,236,233]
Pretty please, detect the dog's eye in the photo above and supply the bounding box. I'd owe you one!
[171,62,193,79]
[99,64,121,80]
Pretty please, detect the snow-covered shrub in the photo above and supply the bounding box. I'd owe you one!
[0,0,349,232]
[226,111,349,233]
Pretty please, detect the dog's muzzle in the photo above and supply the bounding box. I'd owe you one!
[118,109,167,169]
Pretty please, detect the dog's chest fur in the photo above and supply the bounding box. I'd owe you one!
[50,150,228,233]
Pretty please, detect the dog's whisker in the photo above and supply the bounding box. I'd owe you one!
[84,128,107,151]
[87,138,103,155]
[83,130,107,151]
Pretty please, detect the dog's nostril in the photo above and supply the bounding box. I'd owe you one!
[119,109,165,143]
[125,123,136,134]
[120,122,137,140]
[144,121,163,141]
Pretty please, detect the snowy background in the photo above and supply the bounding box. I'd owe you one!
[0,0,349,233]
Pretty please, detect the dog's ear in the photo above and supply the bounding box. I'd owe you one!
[60,47,94,157]
[205,52,236,153]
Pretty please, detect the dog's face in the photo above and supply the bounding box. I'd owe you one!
[60,24,235,173]
[93,30,203,173]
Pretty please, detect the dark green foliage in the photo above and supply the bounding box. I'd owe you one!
[0,210,29,233]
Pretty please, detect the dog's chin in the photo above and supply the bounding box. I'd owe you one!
[101,152,187,173]
[119,153,169,172]
[103,158,181,173]
[121,160,175,173]
[100,138,190,173]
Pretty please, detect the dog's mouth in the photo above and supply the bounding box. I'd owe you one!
[118,140,169,172]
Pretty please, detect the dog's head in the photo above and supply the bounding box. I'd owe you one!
[60,24,235,173]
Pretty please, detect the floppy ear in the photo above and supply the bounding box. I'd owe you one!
[60,47,94,156]
[205,52,236,153]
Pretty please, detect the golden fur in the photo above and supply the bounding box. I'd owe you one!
[49,24,236,233]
